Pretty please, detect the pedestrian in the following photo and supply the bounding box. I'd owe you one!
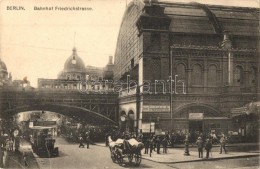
[156,136,161,154]
[86,133,90,149]
[138,133,143,142]
[79,136,84,148]
[14,136,20,152]
[170,132,175,148]
[219,135,227,154]
[105,134,109,147]
[162,136,168,154]
[184,138,190,156]
[23,151,29,168]
[149,136,153,157]
[144,138,149,154]
[5,139,10,151]
[196,137,203,158]
[9,139,13,151]
[0,147,4,168]
[152,135,156,151]
[212,132,218,144]
[205,139,212,159]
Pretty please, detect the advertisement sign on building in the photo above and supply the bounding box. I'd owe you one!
[143,105,170,112]
[33,121,57,126]
[189,113,204,120]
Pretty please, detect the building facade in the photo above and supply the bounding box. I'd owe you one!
[114,1,259,139]
[38,47,115,92]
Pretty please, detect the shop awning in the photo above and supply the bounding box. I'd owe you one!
[231,101,260,118]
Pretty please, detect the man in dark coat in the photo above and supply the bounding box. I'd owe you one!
[144,138,149,154]
[156,136,161,154]
[205,139,212,158]
[162,136,168,154]
[196,137,203,158]
[149,136,154,157]
[85,132,90,149]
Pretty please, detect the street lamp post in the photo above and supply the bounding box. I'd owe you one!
[136,85,141,137]
[170,48,173,130]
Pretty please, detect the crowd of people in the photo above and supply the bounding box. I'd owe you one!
[140,131,228,159]
[104,130,228,160]
[60,122,113,144]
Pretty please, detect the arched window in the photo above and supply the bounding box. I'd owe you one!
[234,66,243,86]
[176,63,186,81]
[249,67,257,86]
[208,65,217,86]
[192,64,202,85]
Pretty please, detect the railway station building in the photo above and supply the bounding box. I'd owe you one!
[114,0,260,140]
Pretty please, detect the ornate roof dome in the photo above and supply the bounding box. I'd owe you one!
[0,59,8,73]
[63,47,86,73]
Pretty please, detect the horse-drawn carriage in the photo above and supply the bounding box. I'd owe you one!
[108,136,144,166]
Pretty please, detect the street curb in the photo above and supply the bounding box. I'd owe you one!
[93,143,260,164]
[142,154,260,164]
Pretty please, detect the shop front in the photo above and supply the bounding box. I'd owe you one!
[231,102,260,143]
[173,105,232,137]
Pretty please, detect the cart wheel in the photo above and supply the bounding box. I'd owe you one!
[128,154,133,163]
[117,154,123,166]
[134,152,141,166]
[111,152,116,163]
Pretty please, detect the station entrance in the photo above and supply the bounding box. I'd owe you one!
[189,120,203,133]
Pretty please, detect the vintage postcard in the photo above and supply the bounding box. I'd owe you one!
[0,0,259,168]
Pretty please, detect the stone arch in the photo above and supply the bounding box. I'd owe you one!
[120,111,126,116]
[234,64,245,72]
[174,102,222,118]
[175,61,188,68]
[207,63,219,70]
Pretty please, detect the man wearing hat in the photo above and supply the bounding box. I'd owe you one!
[219,135,227,154]
[205,139,212,158]
[184,138,190,156]
[196,137,203,158]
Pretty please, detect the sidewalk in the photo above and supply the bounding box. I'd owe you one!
[5,138,39,169]
[95,142,260,164]
[141,149,259,164]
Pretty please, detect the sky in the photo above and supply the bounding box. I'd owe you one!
[0,0,259,87]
